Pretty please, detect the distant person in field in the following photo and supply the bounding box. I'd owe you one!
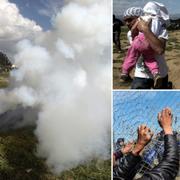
[113,14,123,52]
[122,2,171,89]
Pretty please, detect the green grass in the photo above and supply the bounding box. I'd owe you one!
[0,127,111,180]
[120,27,128,40]
[166,45,173,51]
[0,72,9,88]
[121,26,128,33]
[168,37,178,43]
[175,44,180,50]
[0,127,48,179]
[59,159,111,180]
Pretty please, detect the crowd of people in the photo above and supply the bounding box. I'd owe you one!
[113,107,179,179]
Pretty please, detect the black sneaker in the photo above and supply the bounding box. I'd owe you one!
[167,81,173,89]
[120,74,132,82]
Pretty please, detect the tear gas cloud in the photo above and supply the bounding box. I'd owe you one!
[0,0,111,173]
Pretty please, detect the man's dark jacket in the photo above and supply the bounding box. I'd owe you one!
[113,135,179,180]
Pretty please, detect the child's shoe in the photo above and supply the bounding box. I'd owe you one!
[120,73,132,82]
[154,73,162,88]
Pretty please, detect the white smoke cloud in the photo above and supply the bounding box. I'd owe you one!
[0,0,111,173]
[0,0,42,60]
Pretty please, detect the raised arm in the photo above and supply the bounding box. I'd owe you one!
[141,108,179,180]
[113,125,153,180]
[137,18,166,55]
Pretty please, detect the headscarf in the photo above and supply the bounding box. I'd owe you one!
[123,7,143,19]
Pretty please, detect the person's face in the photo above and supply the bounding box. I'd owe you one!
[119,141,124,146]
[124,16,138,30]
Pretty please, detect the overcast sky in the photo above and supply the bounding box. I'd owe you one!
[113,0,180,17]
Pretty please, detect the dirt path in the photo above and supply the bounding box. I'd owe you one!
[113,29,180,89]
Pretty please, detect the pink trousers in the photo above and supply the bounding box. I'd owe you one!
[122,33,159,75]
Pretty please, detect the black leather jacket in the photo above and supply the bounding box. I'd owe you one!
[113,135,179,180]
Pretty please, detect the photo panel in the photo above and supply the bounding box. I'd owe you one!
[0,0,111,179]
[113,0,180,89]
[113,91,180,179]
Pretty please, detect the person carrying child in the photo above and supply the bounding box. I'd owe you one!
[121,1,170,88]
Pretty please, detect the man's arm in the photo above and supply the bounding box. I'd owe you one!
[113,153,141,180]
[131,20,139,40]
[141,135,179,180]
[140,108,179,180]
[137,18,166,55]
[113,125,153,179]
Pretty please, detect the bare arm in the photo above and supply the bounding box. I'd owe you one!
[131,19,139,40]
[113,125,153,179]
[137,18,166,55]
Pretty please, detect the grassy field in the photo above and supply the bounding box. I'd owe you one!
[0,73,111,180]
[113,27,180,89]
[0,72,9,88]
[0,127,111,180]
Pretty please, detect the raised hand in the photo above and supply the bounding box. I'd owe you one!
[158,108,173,135]
[132,125,153,156]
